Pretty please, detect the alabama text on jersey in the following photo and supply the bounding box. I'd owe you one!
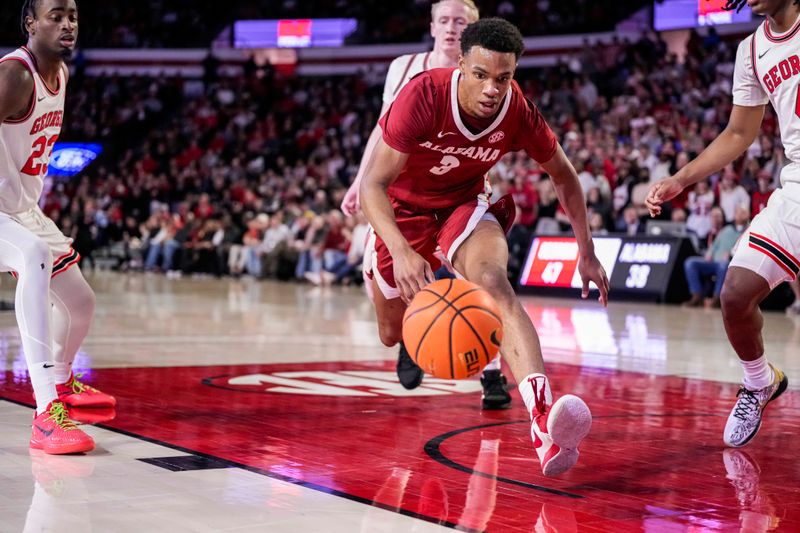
[379,68,557,210]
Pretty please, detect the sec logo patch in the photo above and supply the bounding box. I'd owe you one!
[488,131,505,144]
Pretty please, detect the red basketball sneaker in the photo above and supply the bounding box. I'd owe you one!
[56,373,116,408]
[69,406,117,425]
[527,376,592,477]
[30,401,95,455]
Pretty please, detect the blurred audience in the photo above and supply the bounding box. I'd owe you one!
[0,0,651,48]
[42,28,785,291]
[682,204,749,308]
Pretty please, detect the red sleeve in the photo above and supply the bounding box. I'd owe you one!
[379,73,435,153]
[516,95,558,163]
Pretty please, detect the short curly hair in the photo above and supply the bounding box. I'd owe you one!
[460,17,524,60]
[21,0,42,37]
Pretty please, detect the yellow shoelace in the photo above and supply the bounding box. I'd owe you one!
[68,373,98,395]
[45,402,78,431]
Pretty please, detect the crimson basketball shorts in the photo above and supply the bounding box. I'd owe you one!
[730,186,800,289]
[364,193,516,300]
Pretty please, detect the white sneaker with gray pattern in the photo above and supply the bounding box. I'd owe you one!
[723,364,787,448]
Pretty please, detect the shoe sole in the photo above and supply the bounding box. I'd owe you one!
[30,440,95,455]
[62,397,117,408]
[481,399,512,410]
[69,407,117,424]
[542,395,592,477]
[397,368,424,390]
[397,350,424,390]
[725,373,788,448]
[34,392,117,408]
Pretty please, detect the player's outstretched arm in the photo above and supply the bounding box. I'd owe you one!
[0,61,34,123]
[360,138,433,302]
[341,121,383,216]
[341,103,392,217]
[541,144,609,306]
[646,104,765,217]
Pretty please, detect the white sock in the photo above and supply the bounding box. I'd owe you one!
[740,355,774,390]
[29,362,58,414]
[54,361,73,384]
[517,373,552,418]
[483,355,501,372]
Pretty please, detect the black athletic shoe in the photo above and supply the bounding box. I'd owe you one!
[396,342,424,390]
[481,369,512,409]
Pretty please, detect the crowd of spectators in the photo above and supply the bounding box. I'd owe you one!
[41,29,784,294]
[0,2,230,48]
[0,0,650,48]
[61,73,183,144]
[49,64,377,285]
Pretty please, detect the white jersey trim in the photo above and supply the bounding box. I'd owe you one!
[449,69,511,142]
[21,46,62,96]
[762,13,800,43]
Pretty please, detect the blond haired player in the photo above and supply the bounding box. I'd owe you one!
[341,1,512,409]
[0,0,115,455]
[647,0,796,448]
[341,0,480,219]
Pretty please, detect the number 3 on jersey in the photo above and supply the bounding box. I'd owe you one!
[21,134,59,176]
[430,155,460,176]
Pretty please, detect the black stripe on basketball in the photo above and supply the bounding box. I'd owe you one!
[410,279,453,363]
[404,279,454,323]
[411,285,482,367]
[454,306,503,368]
[456,305,502,324]
[448,306,491,378]
[448,308,455,379]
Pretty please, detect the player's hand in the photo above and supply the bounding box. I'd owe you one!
[645,176,685,217]
[578,252,609,307]
[393,247,435,304]
[340,183,360,217]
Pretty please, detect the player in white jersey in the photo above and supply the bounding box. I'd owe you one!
[340,1,512,409]
[0,0,115,455]
[646,0,797,448]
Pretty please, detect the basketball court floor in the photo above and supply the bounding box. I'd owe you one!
[1,272,799,532]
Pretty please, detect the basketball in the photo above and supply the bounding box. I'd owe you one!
[402,279,503,380]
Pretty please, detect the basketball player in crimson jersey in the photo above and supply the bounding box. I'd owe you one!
[342,1,515,409]
[341,0,479,218]
[647,0,795,448]
[0,0,115,455]
[361,18,609,476]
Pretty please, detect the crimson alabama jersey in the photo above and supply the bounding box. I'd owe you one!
[379,67,557,210]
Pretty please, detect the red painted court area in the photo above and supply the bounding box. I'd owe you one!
[3,361,800,532]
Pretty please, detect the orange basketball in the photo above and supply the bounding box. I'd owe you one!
[402,279,503,380]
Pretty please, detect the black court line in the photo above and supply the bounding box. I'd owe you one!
[137,455,232,472]
[0,397,482,533]
[424,412,724,499]
[424,419,584,499]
